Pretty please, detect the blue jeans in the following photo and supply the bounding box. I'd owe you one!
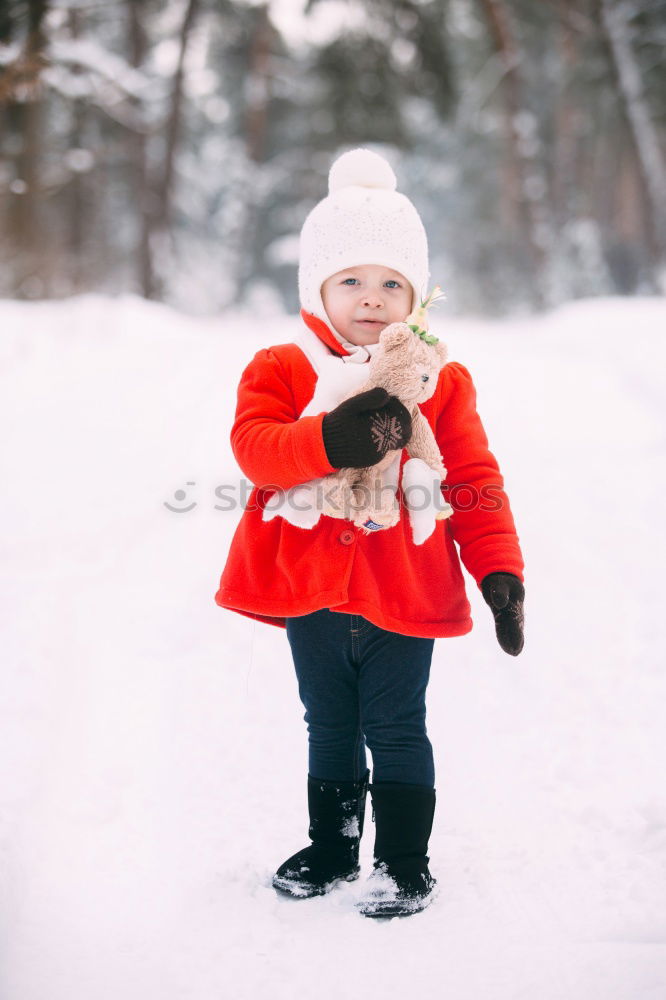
[285,609,435,787]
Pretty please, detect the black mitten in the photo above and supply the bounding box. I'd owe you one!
[322,386,412,469]
[481,572,525,656]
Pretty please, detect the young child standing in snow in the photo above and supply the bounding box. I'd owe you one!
[215,148,525,917]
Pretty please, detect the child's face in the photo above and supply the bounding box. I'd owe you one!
[320,264,413,346]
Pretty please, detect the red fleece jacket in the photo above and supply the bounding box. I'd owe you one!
[214,311,524,638]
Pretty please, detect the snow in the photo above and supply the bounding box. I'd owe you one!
[269,0,366,51]
[1,292,666,999]
[48,39,156,98]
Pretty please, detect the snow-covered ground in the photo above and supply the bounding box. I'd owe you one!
[1,293,665,999]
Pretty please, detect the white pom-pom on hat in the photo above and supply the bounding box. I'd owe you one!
[298,147,430,343]
[328,148,397,194]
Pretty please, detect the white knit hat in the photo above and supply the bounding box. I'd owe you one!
[298,148,430,339]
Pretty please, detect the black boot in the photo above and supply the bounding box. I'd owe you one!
[356,781,437,917]
[272,770,370,898]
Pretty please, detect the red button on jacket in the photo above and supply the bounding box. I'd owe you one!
[214,310,524,639]
[339,529,355,545]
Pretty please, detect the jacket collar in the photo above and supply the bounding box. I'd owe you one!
[300,309,351,357]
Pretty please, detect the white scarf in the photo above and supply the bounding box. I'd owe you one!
[295,328,379,417]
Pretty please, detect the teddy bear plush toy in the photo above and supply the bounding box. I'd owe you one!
[263,289,454,545]
[318,320,452,539]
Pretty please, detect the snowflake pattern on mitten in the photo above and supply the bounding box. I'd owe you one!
[369,411,404,455]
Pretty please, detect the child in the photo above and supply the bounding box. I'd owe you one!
[215,148,525,918]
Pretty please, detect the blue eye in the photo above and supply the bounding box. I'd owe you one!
[341,278,401,288]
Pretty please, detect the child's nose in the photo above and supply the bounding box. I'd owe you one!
[362,290,384,306]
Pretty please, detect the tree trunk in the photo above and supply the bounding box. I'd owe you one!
[67,7,85,293]
[477,0,552,306]
[244,1,272,165]
[235,2,274,304]
[128,0,156,298]
[551,1,578,226]
[5,0,49,292]
[599,0,666,269]
[139,0,200,300]
[158,0,200,232]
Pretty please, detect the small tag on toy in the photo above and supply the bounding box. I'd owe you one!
[362,518,385,531]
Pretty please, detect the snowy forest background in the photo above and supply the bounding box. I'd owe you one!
[3,3,666,994]
[2,0,666,316]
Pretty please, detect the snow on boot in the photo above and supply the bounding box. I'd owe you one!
[272,770,369,898]
[356,781,437,917]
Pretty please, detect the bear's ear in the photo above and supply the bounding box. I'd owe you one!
[380,322,413,351]
[434,340,448,365]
